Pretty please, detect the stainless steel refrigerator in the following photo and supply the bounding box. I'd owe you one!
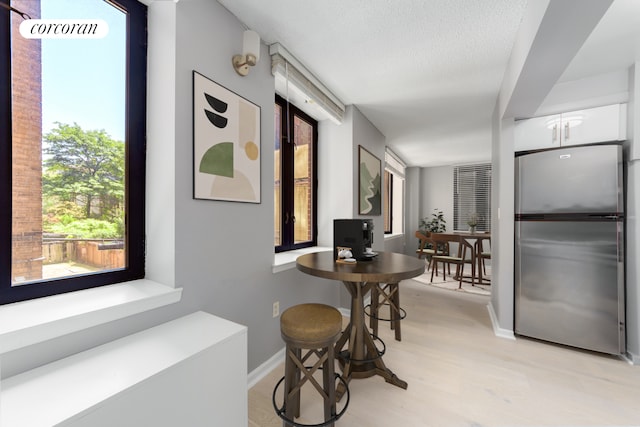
[514,143,625,355]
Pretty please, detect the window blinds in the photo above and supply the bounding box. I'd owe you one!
[270,43,345,125]
[453,163,491,232]
[385,147,406,178]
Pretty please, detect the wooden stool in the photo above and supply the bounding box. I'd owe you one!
[367,282,406,341]
[273,303,349,427]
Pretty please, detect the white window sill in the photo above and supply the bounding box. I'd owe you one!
[384,233,404,239]
[0,279,182,354]
[272,247,332,273]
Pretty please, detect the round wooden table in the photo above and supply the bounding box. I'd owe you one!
[296,251,425,399]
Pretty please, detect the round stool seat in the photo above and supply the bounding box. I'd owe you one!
[280,303,342,347]
[275,303,349,426]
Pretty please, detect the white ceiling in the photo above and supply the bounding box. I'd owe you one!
[217,0,640,168]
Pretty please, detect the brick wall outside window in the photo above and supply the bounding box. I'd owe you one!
[11,0,43,282]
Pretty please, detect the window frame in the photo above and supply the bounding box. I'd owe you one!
[383,149,405,236]
[274,95,318,252]
[0,0,147,305]
[453,163,492,232]
[383,169,393,234]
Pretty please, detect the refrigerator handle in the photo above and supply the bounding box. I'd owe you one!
[617,222,623,263]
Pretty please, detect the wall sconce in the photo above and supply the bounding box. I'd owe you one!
[232,30,261,76]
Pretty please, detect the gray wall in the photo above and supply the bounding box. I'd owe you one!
[173,0,296,372]
[3,0,384,379]
[351,106,387,249]
[384,235,405,254]
[419,166,454,232]
[172,0,386,372]
[408,164,485,272]
[490,109,515,335]
[403,167,421,255]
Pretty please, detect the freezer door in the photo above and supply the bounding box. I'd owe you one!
[515,144,622,214]
[514,220,625,355]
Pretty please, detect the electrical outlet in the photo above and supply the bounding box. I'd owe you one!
[273,301,280,318]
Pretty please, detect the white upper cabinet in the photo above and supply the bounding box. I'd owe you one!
[514,113,561,151]
[514,104,627,152]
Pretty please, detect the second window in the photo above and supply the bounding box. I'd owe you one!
[274,95,317,252]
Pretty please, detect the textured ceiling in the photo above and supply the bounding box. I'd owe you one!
[217,0,639,167]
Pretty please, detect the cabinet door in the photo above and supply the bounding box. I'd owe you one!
[514,114,561,152]
[561,104,626,146]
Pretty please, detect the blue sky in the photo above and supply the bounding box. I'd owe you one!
[41,0,126,141]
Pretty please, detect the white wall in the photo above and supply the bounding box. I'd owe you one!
[146,0,177,287]
[536,69,629,116]
[318,114,353,246]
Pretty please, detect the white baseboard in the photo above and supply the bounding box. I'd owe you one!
[487,302,515,340]
[624,350,640,365]
[247,347,285,389]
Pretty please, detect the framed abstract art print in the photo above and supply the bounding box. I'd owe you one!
[193,70,261,203]
[358,145,381,215]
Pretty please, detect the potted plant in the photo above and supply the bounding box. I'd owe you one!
[467,212,479,233]
[420,209,446,233]
[418,209,447,253]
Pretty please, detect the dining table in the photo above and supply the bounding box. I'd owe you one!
[432,231,491,285]
[296,250,425,400]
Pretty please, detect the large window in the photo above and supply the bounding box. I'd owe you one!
[1,0,147,305]
[383,149,405,235]
[453,163,491,232]
[274,95,317,252]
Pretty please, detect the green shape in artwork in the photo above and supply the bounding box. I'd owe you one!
[200,142,234,177]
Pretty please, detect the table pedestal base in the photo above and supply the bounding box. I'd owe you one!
[335,350,407,400]
[333,280,408,401]
[337,350,408,382]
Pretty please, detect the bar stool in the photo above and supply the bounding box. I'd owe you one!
[273,303,350,427]
[367,283,406,341]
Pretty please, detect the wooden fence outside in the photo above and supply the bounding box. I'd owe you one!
[43,240,124,270]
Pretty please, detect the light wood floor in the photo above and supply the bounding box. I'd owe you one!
[249,278,640,426]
